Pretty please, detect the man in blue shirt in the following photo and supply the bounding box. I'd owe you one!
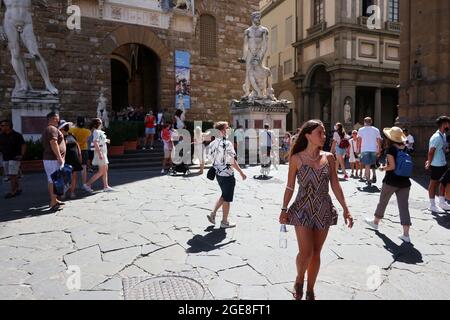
[426,116,450,212]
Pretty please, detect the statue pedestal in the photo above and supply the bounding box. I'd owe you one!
[11,92,60,141]
[230,97,290,155]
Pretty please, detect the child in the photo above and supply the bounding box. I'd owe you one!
[348,130,362,178]
[161,122,174,174]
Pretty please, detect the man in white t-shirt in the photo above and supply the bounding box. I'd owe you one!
[403,128,415,153]
[357,117,382,187]
[259,124,274,174]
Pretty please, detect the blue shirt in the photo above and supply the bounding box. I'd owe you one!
[429,130,447,167]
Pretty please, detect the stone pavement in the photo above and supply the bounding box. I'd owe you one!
[0,165,449,300]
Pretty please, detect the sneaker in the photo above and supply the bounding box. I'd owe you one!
[344,174,349,180]
[82,184,94,193]
[150,147,154,150]
[398,234,411,243]
[220,221,236,229]
[207,214,216,225]
[439,201,450,211]
[142,147,146,150]
[364,217,379,230]
[103,187,116,192]
[161,169,165,174]
[429,205,445,214]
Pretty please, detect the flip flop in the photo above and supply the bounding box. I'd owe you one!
[49,204,63,212]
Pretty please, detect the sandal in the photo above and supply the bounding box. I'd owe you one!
[293,282,304,300]
[305,291,315,301]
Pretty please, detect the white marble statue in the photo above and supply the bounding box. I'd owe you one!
[97,88,109,128]
[175,0,191,11]
[344,99,352,124]
[0,0,58,96]
[241,12,275,101]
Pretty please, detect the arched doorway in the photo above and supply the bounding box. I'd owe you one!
[111,44,160,113]
[309,65,332,129]
[279,90,296,132]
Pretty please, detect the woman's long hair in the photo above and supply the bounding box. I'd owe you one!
[335,122,345,139]
[289,120,324,158]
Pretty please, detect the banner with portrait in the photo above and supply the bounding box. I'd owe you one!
[175,50,191,110]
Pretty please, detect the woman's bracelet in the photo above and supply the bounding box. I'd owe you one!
[285,186,294,192]
[281,208,288,212]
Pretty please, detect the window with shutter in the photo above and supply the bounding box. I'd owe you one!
[200,14,217,57]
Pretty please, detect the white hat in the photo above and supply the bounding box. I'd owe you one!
[58,120,73,130]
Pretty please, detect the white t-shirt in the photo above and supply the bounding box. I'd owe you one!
[358,126,381,153]
[259,130,274,147]
[208,138,236,177]
[406,134,415,150]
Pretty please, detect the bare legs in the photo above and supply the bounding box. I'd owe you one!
[336,154,347,177]
[294,226,329,299]
[85,165,110,190]
[211,197,231,223]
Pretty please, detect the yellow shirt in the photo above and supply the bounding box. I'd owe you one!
[69,127,92,151]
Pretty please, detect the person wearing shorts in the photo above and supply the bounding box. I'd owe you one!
[42,112,66,211]
[69,116,91,185]
[144,111,156,150]
[0,119,26,198]
[206,122,247,229]
[426,116,450,212]
[348,130,362,178]
[358,117,382,187]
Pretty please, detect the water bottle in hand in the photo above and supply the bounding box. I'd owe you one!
[279,224,288,249]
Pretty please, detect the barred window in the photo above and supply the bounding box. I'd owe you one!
[200,14,217,57]
[313,0,324,25]
[388,0,399,22]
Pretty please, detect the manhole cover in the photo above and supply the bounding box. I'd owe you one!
[123,276,207,300]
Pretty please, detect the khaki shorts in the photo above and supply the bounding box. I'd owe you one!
[4,160,20,176]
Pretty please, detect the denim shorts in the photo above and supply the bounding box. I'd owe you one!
[335,146,347,156]
[145,128,156,135]
[216,175,236,202]
[361,152,377,166]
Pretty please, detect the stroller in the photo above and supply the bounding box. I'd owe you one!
[168,144,191,176]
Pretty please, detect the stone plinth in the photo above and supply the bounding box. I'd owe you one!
[230,98,290,155]
[12,92,60,141]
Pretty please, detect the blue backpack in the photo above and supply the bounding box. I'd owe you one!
[394,149,413,177]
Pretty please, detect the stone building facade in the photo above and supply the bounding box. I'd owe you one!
[399,0,450,160]
[261,0,401,132]
[0,0,259,125]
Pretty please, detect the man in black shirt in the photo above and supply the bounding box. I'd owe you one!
[0,120,26,198]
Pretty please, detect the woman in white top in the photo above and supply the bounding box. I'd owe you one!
[331,122,350,180]
[174,109,185,130]
[83,118,115,193]
[348,130,362,178]
[193,126,206,174]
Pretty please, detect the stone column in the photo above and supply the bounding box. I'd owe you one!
[375,88,382,129]
[302,89,310,122]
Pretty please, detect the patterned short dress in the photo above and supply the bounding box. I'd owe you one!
[287,153,338,230]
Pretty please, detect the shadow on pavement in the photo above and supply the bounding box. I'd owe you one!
[357,185,381,193]
[375,231,423,265]
[431,211,450,229]
[411,176,429,190]
[0,169,163,222]
[185,226,236,253]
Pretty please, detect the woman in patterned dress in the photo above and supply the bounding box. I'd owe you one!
[279,120,354,300]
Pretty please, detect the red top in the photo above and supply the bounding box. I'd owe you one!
[162,128,171,142]
[145,115,156,128]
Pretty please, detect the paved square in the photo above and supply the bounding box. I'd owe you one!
[0,165,449,300]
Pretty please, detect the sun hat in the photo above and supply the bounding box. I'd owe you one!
[383,126,407,144]
[58,120,73,130]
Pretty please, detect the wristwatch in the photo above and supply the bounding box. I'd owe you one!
[281,208,288,212]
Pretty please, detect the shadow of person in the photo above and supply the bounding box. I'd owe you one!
[357,185,381,193]
[186,226,236,254]
[430,211,450,230]
[374,231,423,265]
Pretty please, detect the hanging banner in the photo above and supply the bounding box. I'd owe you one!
[175,50,191,110]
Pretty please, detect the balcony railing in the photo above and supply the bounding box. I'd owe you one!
[386,21,401,32]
